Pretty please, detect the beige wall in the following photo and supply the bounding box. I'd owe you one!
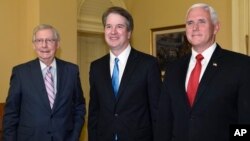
[0,0,22,102]
[0,0,233,104]
[125,0,232,54]
[0,0,77,102]
[40,0,78,62]
[0,0,233,140]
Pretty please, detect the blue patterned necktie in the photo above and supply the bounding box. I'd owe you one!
[112,58,119,97]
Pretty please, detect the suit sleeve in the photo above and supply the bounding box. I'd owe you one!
[238,60,250,123]
[3,67,21,141]
[70,66,86,141]
[154,75,173,141]
[88,63,99,141]
[147,59,162,132]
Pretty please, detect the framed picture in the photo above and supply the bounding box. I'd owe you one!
[151,24,191,78]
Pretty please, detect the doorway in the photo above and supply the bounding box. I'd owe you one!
[77,31,108,141]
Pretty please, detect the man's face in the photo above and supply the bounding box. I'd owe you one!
[33,29,59,65]
[104,13,131,52]
[185,7,219,51]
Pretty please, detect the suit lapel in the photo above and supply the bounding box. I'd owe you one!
[52,58,64,112]
[103,55,117,102]
[116,49,138,102]
[95,55,117,103]
[193,45,222,107]
[30,59,51,111]
[178,55,193,109]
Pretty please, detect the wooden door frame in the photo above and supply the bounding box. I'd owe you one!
[232,0,249,55]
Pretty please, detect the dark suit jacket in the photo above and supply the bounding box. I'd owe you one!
[3,58,86,141]
[88,48,162,141]
[155,44,250,141]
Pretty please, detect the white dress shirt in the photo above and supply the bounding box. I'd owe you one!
[110,45,131,86]
[40,59,57,94]
[185,43,217,90]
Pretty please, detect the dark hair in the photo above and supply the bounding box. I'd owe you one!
[102,6,134,32]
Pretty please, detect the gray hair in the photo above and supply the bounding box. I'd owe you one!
[32,24,60,42]
[186,3,219,24]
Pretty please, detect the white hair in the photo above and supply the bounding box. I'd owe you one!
[186,3,219,24]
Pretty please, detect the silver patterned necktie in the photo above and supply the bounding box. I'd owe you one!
[44,66,55,108]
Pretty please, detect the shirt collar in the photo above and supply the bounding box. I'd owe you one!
[40,58,57,70]
[191,43,217,62]
[110,44,131,63]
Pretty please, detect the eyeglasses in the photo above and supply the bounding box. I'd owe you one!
[33,38,57,45]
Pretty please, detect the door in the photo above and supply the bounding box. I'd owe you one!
[77,32,109,141]
[232,0,250,55]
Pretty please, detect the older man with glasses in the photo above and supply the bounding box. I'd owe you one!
[3,24,86,141]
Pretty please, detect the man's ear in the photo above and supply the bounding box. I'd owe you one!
[213,22,220,35]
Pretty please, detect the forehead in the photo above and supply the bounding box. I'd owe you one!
[35,29,54,38]
[186,7,210,20]
[106,13,127,25]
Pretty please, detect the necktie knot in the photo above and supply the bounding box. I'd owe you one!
[46,66,53,79]
[115,58,119,64]
[196,54,204,62]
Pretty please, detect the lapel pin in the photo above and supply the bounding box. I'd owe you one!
[212,63,218,67]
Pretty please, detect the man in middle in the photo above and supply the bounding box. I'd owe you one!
[88,6,162,141]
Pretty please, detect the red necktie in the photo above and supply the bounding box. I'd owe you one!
[187,54,204,107]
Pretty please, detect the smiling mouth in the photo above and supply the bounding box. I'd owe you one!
[192,34,202,36]
[110,36,119,39]
[110,38,117,41]
[40,50,50,53]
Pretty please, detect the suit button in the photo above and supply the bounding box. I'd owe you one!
[190,116,195,120]
[114,113,119,117]
[47,131,51,134]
